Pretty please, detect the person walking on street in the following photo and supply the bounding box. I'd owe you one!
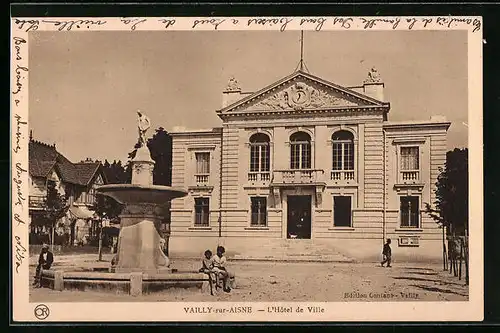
[381,239,392,267]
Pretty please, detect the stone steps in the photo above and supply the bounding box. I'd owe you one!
[232,239,355,262]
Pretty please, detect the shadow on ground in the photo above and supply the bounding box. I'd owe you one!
[393,276,463,287]
[409,284,468,297]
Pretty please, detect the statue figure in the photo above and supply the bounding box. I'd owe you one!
[365,66,382,83]
[136,110,151,147]
[226,76,241,92]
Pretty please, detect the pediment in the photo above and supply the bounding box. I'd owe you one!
[247,80,361,111]
[218,71,388,116]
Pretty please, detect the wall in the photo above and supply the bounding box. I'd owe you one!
[170,130,222,238]
[384,122,450,256]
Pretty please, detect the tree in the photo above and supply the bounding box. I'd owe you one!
[93,160,127,260]
[93,193,123,260]
[425,148,468,270]
[43,180,69,249]
[127,127,172,186]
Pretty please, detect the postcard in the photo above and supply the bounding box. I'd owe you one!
[11,15,483,322]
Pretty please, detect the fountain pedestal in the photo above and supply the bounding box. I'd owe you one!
[98,145,187,274]
[115,203,169,273]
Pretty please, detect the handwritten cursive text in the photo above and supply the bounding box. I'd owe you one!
[14,235,27,274]
[13,162,27,208]
[41,19,107,31]
[13,114,27,154]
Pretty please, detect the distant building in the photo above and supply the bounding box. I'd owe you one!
[28,136,107,245]
[169,68,450,260]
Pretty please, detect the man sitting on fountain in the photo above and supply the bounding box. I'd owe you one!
[33,244,54,288]
[212,246,235,293]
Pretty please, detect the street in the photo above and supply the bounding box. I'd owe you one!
[29,257,468,302]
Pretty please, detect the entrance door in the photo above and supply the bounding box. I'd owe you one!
[287,195,312,239]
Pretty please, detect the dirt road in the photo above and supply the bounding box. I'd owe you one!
[29,259,468,302]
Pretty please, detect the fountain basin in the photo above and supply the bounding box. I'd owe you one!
[40,269,211,296]
[97,184,188,205]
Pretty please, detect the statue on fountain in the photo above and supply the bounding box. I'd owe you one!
[137,110,151,147]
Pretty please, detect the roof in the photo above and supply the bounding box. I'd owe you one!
[216,69,390,116]
[29,139,102,186]
[170,127,223,136]
[68,205,95,219]
[383,118,451,130]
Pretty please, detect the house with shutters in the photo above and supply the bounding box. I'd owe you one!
[169,67,450,260]
[29,135,107,245]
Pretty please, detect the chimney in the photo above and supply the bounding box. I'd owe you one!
[222,76,242,108]
[362,66,384,102]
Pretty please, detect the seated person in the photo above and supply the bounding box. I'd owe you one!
[33,244,54,288]
[199,250,215,276]
[212,246,235,293]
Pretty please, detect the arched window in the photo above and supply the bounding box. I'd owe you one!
[331,131,354,180]
[290,132,311,169]
[249,133,270,173]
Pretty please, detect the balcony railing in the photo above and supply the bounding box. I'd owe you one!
[195,174,210,186]
[29,195,46,210]
[248,172,271,182]
[330,170,355,181]
[400,170,420,183]
[272,169,325,185]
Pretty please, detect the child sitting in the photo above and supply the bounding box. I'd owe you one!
[212,246,235,293]
[199,249,215,277]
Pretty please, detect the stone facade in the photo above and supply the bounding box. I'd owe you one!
[169,69,450,261]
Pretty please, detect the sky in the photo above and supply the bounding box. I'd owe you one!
[29,30,468,163]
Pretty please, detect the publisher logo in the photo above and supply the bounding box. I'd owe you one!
[34,304,50,320]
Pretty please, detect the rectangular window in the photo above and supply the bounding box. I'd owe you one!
[332,143,343,170]
[194,198,210,226]
[250,146,260,172]
[400,196,419,228]
[86,188,96,205]
[290,144,301,169]
[333,196,352,227]
[301,143,311,169]
[344,143,354,170]
[401,147,419,170]
[260,145,270,172]
[251,197,267,226]
[195,152,210,174]
[332,142,354,171]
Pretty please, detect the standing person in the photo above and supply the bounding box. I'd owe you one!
[381,239,392,267]
[33,244,54,287]
[212,246,234,293]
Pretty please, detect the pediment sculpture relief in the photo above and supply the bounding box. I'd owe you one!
[247,82,358,111]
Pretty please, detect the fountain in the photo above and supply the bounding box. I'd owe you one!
[98,110,187,274]
[39,112,211,296]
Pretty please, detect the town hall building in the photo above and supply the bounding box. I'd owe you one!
[169,67,450,261]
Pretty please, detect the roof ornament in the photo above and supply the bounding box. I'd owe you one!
[225,76,241,92]
[364,66,382,83]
